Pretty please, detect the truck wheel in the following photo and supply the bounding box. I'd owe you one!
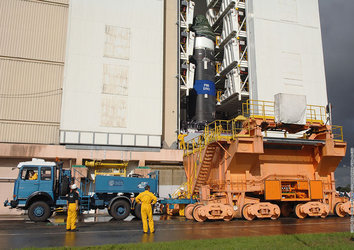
[60,176,70,196]
[28,201,51,222]
[134,203,142,219]
[110,200,131,220]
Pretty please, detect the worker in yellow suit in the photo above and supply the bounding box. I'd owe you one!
[28,170,38,180]
[66,184,79,232]
[178,133,187,150]
[135,185,157,233]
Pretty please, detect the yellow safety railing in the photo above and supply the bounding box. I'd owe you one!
[242,100,275,120]
[332,125,344,142]
[242,100,327,124]
[184,116,250,156]
[215,62,221,75]
[216,90,223,103]
[171,182,188,199]
[306,105,326,125]
[85,161,128,178]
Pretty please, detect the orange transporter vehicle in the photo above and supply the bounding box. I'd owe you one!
[183,100,351,222]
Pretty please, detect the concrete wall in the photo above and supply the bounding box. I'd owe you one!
[162,0,178,149]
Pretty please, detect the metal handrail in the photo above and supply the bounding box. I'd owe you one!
[332,125,344,142]
[184,116,250,156]
[242,99,327,124]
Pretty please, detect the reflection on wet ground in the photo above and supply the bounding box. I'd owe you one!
[0,215,350,248]
[48,214,184,224]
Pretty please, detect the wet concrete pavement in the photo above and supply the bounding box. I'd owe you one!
[0,215,350,248]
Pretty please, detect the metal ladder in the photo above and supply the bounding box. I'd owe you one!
[72,168,92,214]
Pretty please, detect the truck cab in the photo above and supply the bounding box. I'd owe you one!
[4,159,70,221]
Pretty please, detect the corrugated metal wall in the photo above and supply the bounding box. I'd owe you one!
[0,0,68,144]
[0,0,68,61]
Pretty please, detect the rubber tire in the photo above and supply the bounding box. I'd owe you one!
[134,203,142,220]
[60,176,70,196]
[108,208,113,217]
[110,200,131,220]
[28,201,51,222]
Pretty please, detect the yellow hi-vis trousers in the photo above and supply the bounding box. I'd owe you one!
[141,204,154,233]
[66,203,77,230]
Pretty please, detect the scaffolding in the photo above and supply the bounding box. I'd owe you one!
[206,0,249,104]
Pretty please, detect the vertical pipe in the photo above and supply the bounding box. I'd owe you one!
[177,0,181,135]
[351,147,354,233]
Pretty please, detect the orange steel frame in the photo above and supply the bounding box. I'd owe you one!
[183,117,349,221]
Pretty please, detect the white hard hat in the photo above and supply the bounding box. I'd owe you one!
[180,187,185,191]
[70,184,78,190]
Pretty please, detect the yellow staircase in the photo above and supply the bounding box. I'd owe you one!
[192,144,217,194]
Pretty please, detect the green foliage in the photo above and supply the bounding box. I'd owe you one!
[336,184,351,192]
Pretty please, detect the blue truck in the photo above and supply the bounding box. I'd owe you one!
[4,159,159,222]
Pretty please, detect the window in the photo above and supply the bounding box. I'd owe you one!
[21,168,38,180]
[41,167,52,181]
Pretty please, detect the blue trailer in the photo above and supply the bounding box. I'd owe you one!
[4,159,159,222]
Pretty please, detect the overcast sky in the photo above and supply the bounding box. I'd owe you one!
[319,0,354,167]
[194,0,354,185]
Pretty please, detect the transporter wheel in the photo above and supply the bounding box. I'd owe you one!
[223,215,233,221]
[295,204,307,219]
[192,205,206,222]
[334,203,346,217]
[242,204,255,221]
[185,204,195,220]
[271,204,281,220]
[28,201,51,222]
[110,200,131,220]
[320,211,328,219]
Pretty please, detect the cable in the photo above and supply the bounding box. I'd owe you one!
[0,88,62,97]
[0,92,62,99]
